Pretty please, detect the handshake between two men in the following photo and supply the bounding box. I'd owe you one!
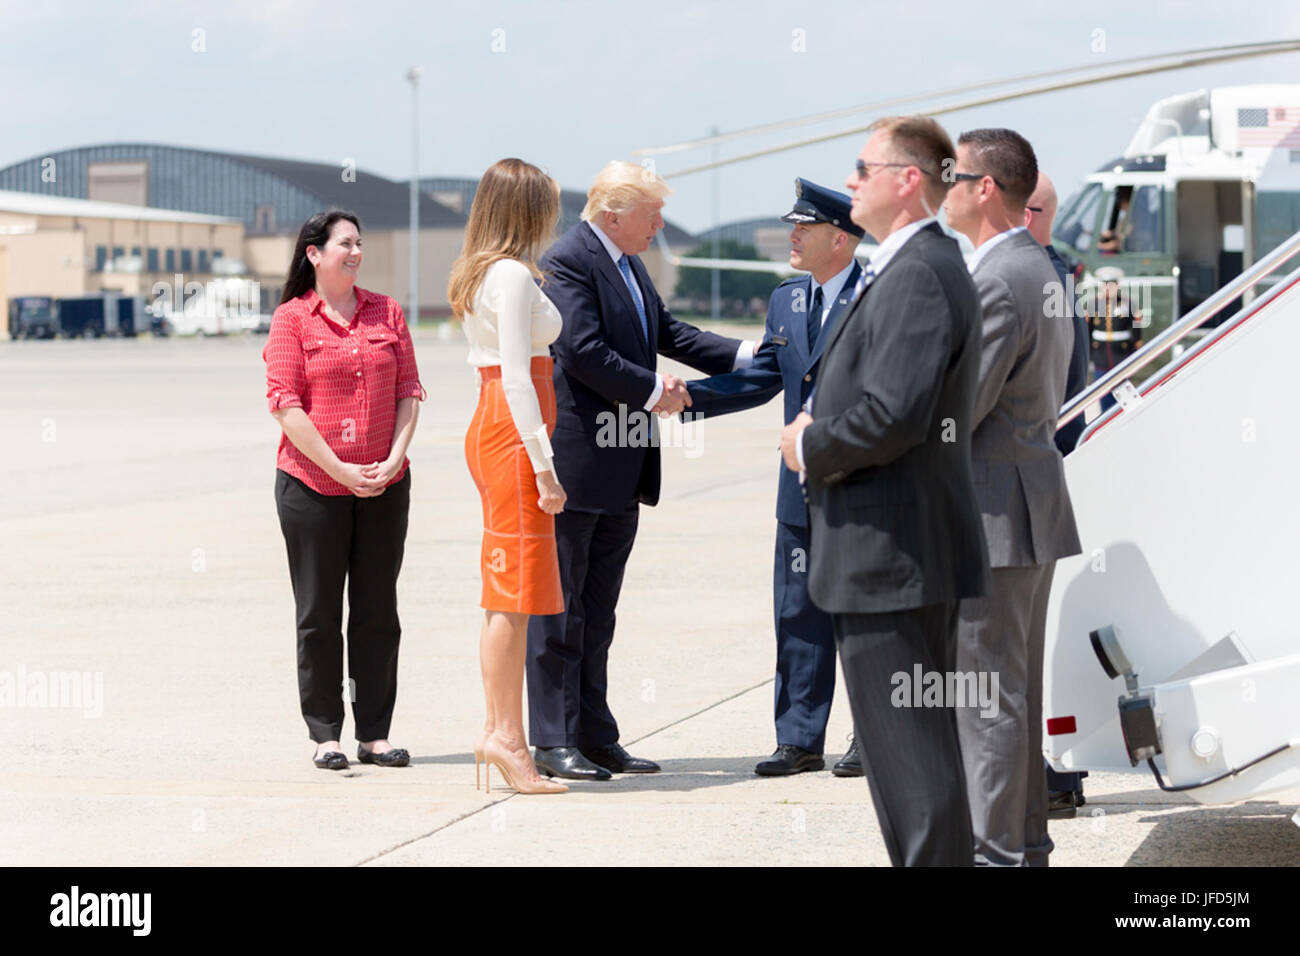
[651,373,693,416]
[651,339,763,416]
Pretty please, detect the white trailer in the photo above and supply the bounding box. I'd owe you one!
[159,277,269,336]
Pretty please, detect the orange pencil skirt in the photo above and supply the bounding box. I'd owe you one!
[465,356,564,615]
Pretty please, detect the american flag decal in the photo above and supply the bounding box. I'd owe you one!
[1237,106,1300,147]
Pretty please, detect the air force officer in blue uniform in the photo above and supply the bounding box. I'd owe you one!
[686,180,865,776]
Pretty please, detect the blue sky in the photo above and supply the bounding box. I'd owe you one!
[3,0,1299,234]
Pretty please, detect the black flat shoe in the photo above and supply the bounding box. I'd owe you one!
[582,742,660,774]
[1048,789,1081,819]
[313,751,348,771]
[358,745,409,767]
[832,737,864,777]
[533,746,613,781]
[755,744,824,776]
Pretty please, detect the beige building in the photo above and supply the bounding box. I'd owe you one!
[0,144,471,322]
[0,190,243,334]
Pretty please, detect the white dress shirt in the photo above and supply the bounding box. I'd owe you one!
[862,216,937,282]
[809,259,858,331]
[967,225,1027,273]
[587,220,755,410]
[462,258,562,474]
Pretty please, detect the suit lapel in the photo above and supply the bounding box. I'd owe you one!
[822,277,868,359]
[822,224,938,359]
[791,276,813,361]
[806,261,859,372]
[584,223,652,362]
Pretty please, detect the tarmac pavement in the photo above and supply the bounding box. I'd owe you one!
[2,328,1298,866]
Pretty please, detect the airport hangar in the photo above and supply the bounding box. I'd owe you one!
[0,145,701,333]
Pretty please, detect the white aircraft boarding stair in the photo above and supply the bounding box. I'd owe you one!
[1044,233,1300,807]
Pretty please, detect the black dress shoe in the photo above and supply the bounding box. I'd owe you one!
[313,751,348,771]
[831,737,863,777]
[582,742,660,774]
[755,744,824,776]
[1048,789,1081,819]
[533,746,613,781]
[357,745,409,767]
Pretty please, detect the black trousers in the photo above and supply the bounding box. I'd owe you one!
[525,505,639,749]
[1046,764,1087,793]
[833,602,975,867]
[275,469,410,743]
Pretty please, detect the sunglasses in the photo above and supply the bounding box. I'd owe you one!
[856,159,935,180]
[951,171,1007,190]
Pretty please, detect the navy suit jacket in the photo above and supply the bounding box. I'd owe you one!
[541,222,743,513]
[1047,245,1088,455]
[686,262,862,528]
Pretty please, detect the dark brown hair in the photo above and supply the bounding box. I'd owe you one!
[957,128,1039,210]
[280,210,361,305]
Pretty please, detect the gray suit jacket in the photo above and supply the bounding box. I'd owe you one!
[969,229,1081,567]
[803,222,989,615]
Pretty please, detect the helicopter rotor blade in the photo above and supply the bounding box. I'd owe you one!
[652,39,1300,179]
[634,40,1300,158]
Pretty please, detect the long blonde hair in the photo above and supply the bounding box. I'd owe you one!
[447,158,560,318]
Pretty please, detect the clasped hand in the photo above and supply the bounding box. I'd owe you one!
[651,374,693,416]
[336,459,398,497]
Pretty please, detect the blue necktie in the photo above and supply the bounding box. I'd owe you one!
[618,255,649,344]
[806,285,824,348]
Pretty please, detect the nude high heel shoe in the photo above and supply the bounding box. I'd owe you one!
[482,738,568,795]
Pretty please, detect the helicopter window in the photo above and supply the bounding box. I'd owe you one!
[1097,186,1133,253]
[1055,182,1103,252]
[1123,185,1164,253]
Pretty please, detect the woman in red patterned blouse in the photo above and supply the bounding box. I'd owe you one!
[264,210,425,771]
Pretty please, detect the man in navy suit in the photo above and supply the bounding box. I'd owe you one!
[686,179,866,777]
[527,161,755,781]
[1025,173,1089,458]
[1025,171,1090,814]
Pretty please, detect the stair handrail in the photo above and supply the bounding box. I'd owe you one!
[1057,229,1300,431]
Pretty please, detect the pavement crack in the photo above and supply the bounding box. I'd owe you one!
[355,793,517,867]
[355,677,771,864]
[624,676,773,747]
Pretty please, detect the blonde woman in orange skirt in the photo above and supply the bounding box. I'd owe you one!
[449,158,567,794]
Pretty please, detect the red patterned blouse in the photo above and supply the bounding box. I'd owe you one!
[264,286,425,495]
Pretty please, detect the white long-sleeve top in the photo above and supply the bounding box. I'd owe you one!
[462,257,563,474]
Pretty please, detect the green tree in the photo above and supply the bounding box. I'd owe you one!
[674,240,779,314]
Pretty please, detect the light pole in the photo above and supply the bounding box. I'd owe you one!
[406,65,423,328]
[710,124,720,321]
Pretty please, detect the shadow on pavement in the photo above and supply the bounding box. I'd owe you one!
[1123,801,1300,865]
